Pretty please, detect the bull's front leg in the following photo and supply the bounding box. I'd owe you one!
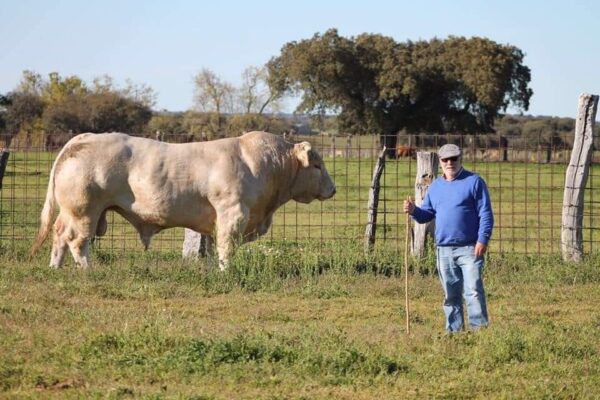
[214,204,249,271]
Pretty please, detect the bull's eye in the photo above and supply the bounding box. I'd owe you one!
[314,164,321,170]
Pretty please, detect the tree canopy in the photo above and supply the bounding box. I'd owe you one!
[267,29,533,136]
[0,71,154,148]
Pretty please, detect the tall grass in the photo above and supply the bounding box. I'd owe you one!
[1,243,600,398]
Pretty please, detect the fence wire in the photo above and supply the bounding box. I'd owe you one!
[0,132,598,259]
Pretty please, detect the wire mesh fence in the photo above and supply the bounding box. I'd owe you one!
[0,131,599,261]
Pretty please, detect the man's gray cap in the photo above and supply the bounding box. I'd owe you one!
[438,144,462,159]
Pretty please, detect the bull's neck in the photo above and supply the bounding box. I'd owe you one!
[276,149,300,205]
[252,147,297,208]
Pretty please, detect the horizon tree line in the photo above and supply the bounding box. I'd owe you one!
[3,29,576,151]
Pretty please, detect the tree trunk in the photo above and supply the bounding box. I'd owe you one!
[364,147,387,254]
[413,151,438,257]
[561,93,598,262]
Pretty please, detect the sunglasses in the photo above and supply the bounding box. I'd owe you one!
[440,156,459,163]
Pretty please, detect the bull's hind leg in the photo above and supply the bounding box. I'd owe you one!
[50,214,69,268]
[68,235,92,268]
[63,213,99,268]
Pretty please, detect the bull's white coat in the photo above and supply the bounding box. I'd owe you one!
[32,131,336,269]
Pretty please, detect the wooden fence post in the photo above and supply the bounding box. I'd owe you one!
[0,150,9,190]
[346,134,352,158]
[412,152,438,257]
[364,147,387,254]
[182,229,213,259]
[500,135,508,162]
[331,135,336,158]
[561,93,599,262]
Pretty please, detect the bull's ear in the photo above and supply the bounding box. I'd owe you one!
[294,142,312,168]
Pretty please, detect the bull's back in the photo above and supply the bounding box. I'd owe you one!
[56,133,141,182]
[53,133,224,227]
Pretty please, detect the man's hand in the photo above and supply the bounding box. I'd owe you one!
[403,199,415,215]
[475,242,488,257]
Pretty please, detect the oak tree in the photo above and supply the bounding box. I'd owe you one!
[267,29,532,142]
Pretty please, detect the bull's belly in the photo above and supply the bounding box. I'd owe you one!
[115,199,217,235]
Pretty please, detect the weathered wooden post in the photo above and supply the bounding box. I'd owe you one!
[412,151,438,257]
[182,230,213,259]
[364,147,387,254]
[346,134,352,158]
[499,135,508,162]
[331,135,336,158]
[561,93,599,262]
[0,149,9,190]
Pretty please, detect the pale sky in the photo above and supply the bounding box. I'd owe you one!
[1,0,599,119]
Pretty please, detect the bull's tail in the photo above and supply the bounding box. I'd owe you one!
[30,140,72,255]
[30,162,58,255]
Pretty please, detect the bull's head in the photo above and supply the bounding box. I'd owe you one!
[292,142,336,203]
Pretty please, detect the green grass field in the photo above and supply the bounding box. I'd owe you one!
[1,250,600,398]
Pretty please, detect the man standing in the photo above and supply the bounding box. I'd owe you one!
[403,144,494,332]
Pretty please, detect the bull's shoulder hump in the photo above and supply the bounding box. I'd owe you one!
[240,131,278,141]
[239,131,289,150]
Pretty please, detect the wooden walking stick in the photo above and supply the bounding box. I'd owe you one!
[404,195,411,334]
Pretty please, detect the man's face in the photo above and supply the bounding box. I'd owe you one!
[440,156,462,180]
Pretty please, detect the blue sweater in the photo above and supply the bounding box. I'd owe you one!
[411,169,494,246]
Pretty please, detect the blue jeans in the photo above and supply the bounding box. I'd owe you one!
[436,245,488,332]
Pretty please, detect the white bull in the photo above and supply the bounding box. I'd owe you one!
[31,131,336,269]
